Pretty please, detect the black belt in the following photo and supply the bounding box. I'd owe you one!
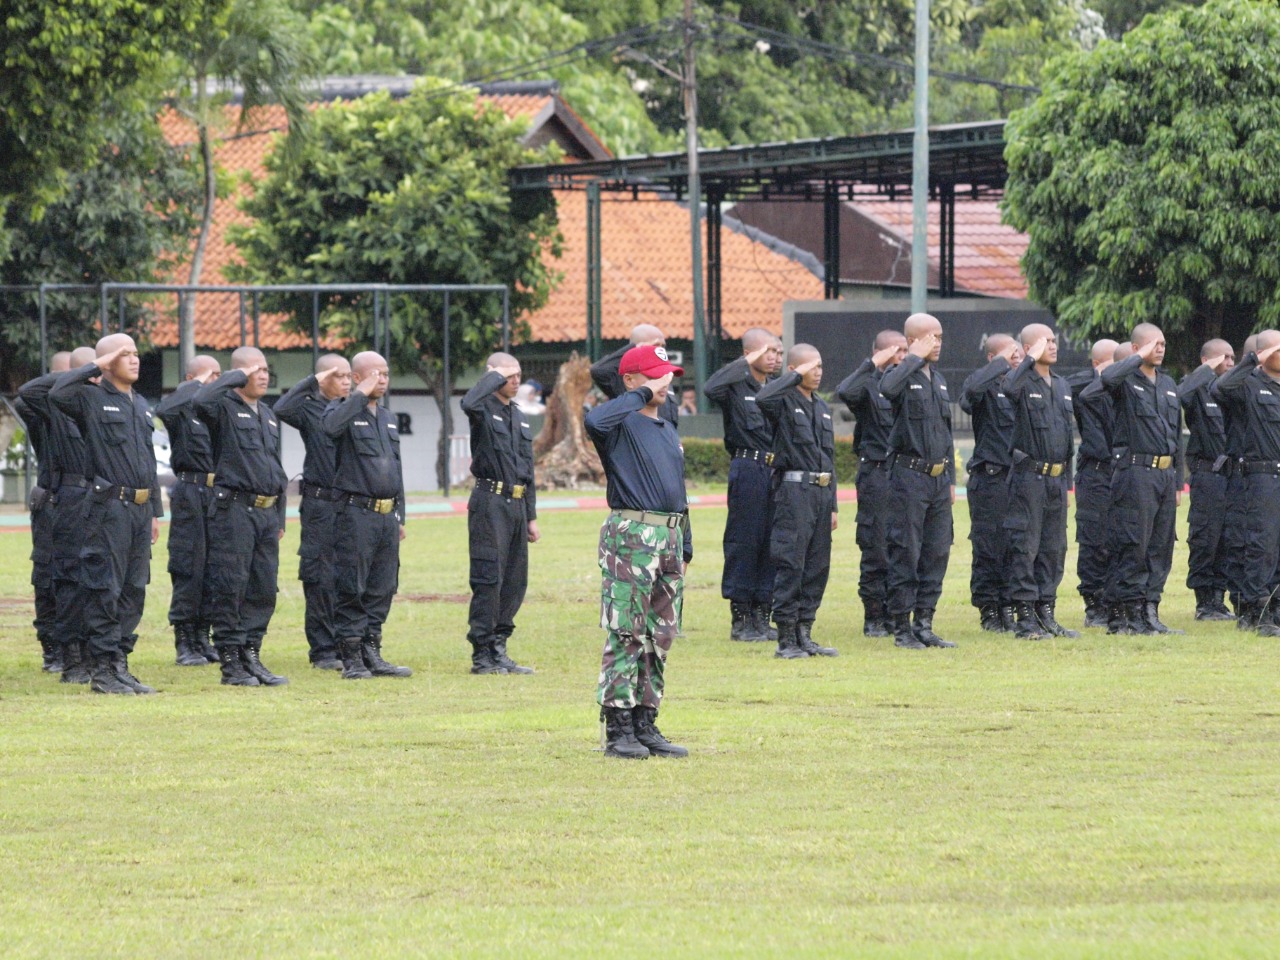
[894,456,948,478]
[176,470,216,488]
[475,478,526,499]
[1121,453,1174,470]
[301,482,342,501]
[1015,457,1067,478]
[216,487,280,509]
[94,481,151,505]
[859,457,891,471]
[345,493,397,514]
[733,449,775,465]
[1077,457,1113,474]
[1188,456,1235,477]
[1242,460,1280,476]
[780,470,832,486]
[56,475,91,490]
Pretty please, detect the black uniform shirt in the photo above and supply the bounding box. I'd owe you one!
[590,344,680,427]
[18,372,90,488]
[1178,363,1227,461]
[1068,368,1113,464]
[756,370,838,507]
[194,370,288,517]
[1003,356,1074,464]
[960,357,1015,469]
[273,375,338,488]
[879,354,955,478]
[1212,352,1280,462]
[703,357,773,454]
[461,370,538,519]
[585,387,691,559]
[50,363,162,516]
[14,397,53,491]
[321,392,405,513]
[1099,354,1182,466]
[155,379,216,475]
[836,359,895,462]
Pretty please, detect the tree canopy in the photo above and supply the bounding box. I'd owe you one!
[1003,0,1280,361]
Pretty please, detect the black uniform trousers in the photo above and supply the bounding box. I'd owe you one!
[333,503,400,640]
[1221,473,1248,604]
[167,480,213,625]
[206,495,279,647]
[1106,464,1177,605]
[29,500,56,644]
[1004,469,1068,603]
[1240,473,1280,608]
[768,479,834,623]
[1073,461,1112,600]
[50,486,89,645]
[721,457,775,604]
[885,466,953,616]
[1185,467,1230,592]
[967,465,1013,606]
[78,488,152,657]
[854,460,891,605]
[298,495,339,660]
[466,488,529,645]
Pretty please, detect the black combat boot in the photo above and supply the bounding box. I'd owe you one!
[1256,604,1280,638]
[1144,601,1183,635]
[469,638,507,675]
[1034,601,1080,638]
[362,633,413,677]
[40,638,64,673]
[60,640,90,684]
[89,652,135,695]
[1194,588,1235,621]
[863,599,891,637]
[796,621,838,657]
[729,601,756,641]
[1013,601,1046,640]
[999,603,1017,632]
[338,637,373,679]
[978,602,1003,632]
[1083,594,1110,628]
[632,706,688,757]
[1107,602,1135,635]
[241,639,288,685]
[773,621,808,659]
[1236,601,1260,631]
[112,651,156,694]
[173,622,208,666]
[311,649,343,670]
[490,636,531,674]
[913,610,956,648]
[217,644,260,686]
[601,706,649,759]
[752,603,778,641]
[893,613,926,650]
[194,622,219,663]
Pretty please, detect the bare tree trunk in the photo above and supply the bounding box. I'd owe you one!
[534,352,604,489]
[181,85,216,376]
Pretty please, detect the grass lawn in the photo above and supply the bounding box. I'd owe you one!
[1,501,1278,958]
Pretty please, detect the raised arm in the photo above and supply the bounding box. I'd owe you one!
[272,375,317,429]
[48,363,101,426]
[584,387,648,442]
[755,369,801,419]
[461,370,508,414]
[155,377,203,428]
[320,390,373,438]
[1099,353,1143,393]
[703,357,751,404]
[835,359,877,410]
[589,345,629,400]
[194,369,249,424]
[878,353,925,400]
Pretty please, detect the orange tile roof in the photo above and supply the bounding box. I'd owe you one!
[152,92,819,350]
[855,196,1029,299]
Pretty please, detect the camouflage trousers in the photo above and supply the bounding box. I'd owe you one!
[596,512,684,709]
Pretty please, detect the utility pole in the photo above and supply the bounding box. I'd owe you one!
[911,0,930,314]
[684,0,707,411]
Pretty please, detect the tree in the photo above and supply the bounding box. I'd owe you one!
[1003,0,1280,363]
[166,0,317,373]
[0,108,200,461]
[0,0,212,259]
[229,79,563,489]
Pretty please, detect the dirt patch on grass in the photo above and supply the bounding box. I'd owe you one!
[400,593,471,604]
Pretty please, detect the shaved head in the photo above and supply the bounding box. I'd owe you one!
[96,333,134,356]
[788,343,819,366]
[231,346,265,370]
[984,333,1015,356]
[1019,323,1053,348]
[316,352,347,375]
[1257,330,1280,352]
[50,351,72,373]
[1131,323,1162,347]
[187,355,220,382]
[485,351,519,370]
[874,329,907,351]
[905,313,942,339]
[742,327,774,352]
[351,351,387,377]
[69,346,97,368]
[629,323,665,346]
[1114,342,1134,362]
[1091,339,1119,364]
[1243,334,1260,356]
[1201,339,1233,361]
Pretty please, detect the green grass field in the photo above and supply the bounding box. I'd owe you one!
[1,501,1279,958]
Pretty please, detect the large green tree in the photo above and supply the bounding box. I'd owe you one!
[229,79,562,488]
[1003,0,1280,362]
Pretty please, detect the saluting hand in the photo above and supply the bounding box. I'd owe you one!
[871,344,899,370]
[355,372,379,397]
[1135,339,1158,361]
[642,371,674,393]
[744,343,770,365]
[192,367,215,384]
[315,366,341,384]
[1095,358,1114,374]
[1202,354,1227,372]
[488,363,520,380]
[94,346,128,371]
[1027,337,1048,362]
[907,333,937,360]
[1256,342,1280,365]
[793,358,820,376]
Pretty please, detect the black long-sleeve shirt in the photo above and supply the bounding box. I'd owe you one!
[19,371,89,488]
[461,370,537,519]
[321,392,405,515]
[273,375,338,488]
[1067,368,1113,464]
[590,344,679,427]
[14,397,53,491]
[1212,352,1280,461]
[195,370,288,522]
[703,357,773,453]
[960,357,1015,469]
[1099,354,1182,468]
[836,359,895,462]
[155,379,215,475]
[1178,363,1227,461]
[585,387,691,559]
[879,354,955,478]
[756,370,838,506]
[1003,356,1074,464]
[50,363,162,516]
